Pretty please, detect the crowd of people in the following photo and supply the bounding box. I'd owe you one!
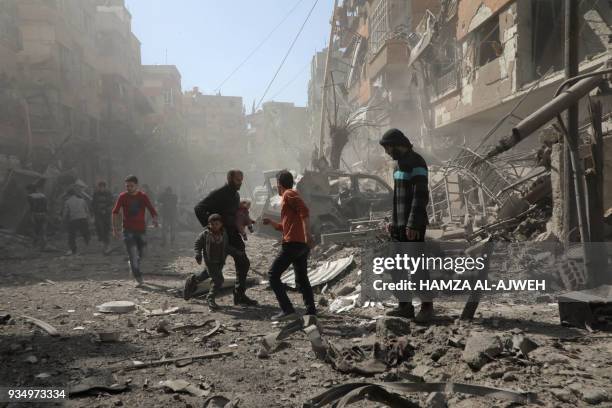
[24,128,434,322]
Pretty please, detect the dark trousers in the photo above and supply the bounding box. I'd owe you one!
[195,262,224,300]
[123,231,146,280]
[31,213,47,249]
[394,227,431,307]
[161,215,176,246]
[227,228,250,294]
[68,218,90,253]
[94,214,111,245]
[268,242,316,315]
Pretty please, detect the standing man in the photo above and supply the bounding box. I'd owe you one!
[158,186,178,247]
[26,183,48,250]
[379,128,433,323]
[194,169,257,306]
[92,181,114,254]
[62,188,91,256]
[263,170,316,321]
[112,175,158,286]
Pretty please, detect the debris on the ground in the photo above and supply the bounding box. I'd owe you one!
[97,331,120,342]
[511,333,539,356]
[558,285,612,329]
[376,316,411,338]
[462,333,503,370]
[203,395,240,408]
[157,379,208,397]
[96,301,136,314]
[69,370,129,397]
[328,293,360,313]
[155,320,171,335]
[20,315,60,336]
[1,313,11,324]
[282,255,354,288]
[304,381,537,407]
[123,351,233,371]
[24,355,38,364]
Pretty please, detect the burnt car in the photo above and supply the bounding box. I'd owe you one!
[257,169,392,239]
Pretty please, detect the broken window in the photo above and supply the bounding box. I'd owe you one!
[475,16,502,68]
[369,0,389,55]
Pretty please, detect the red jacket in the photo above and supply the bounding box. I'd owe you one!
[274,189,310,243]
[112,191,157,233]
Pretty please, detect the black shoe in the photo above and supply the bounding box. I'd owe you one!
[271,311,298,322]
[233,292,258,306]
[207,298,219,311]
[415,302,434,324]
[385,303,415,319]
[183,275,198,300]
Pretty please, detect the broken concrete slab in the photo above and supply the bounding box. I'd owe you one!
[20,315,60,337]
[558,285,612,329]
[96,301,136,314]
[376,316,411,338]
[425,391,447,408]
[511,334,538,356]
[157,379,208,397]
[462,333,503,370]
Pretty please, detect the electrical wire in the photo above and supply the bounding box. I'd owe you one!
[256,0,319,111]
[269,61,310,100]
[214,0,305,92]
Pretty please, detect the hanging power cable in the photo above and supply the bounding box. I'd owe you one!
[270,60,310,100]
[214,0,305,93]
[256,0,319,111]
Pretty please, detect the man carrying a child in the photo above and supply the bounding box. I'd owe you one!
[191,169,258,306]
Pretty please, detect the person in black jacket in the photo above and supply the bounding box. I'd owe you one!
[194,169,258,306]
[380,128,434,323]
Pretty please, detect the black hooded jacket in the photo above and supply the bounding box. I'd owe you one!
[194,184,240,230]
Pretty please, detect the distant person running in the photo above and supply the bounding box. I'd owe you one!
[92,181,114,254]
[26,183,48,250]
[263,170,316,321]
[62,189,90,256]
[112,175,158,286]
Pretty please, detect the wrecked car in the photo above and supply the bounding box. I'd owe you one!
[256,169,392,239]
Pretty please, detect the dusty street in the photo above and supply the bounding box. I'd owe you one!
[0,231,611,408]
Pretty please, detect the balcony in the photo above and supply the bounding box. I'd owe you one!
[368,38,410,80]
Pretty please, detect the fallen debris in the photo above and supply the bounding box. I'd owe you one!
[123,351,233,371]
[20,315,60,337]
[157,379,208,397]
[304,381,537,407]
[282,256,354,288]
[558,285,612,329]
[203,395,240,408]
[96,301,136,314]
[97,331,121,342]
[69,371,129,397]
[462,333,503,370]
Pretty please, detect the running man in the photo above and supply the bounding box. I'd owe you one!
[112,175,158,285]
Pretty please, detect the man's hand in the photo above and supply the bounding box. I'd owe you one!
[152,217,159,228]
[195,255,202,265]
[112,228,120,240]
[406,227,421,241]
[262,218,271,225]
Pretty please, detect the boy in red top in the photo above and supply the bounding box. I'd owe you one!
[263,170,316,321]
[112,175,158,285]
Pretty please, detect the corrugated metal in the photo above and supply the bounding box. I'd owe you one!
[281,255,355,288]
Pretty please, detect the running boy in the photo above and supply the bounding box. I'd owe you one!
[183,214,244,311]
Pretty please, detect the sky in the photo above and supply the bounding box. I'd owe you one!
[126,0,333,110]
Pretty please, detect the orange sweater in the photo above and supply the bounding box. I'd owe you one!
[274,189,310,243]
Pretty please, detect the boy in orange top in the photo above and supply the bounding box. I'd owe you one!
[263,170,316,321]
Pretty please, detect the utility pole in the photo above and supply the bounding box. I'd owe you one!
[564,0,597,287]
[562,0,579,246]
[318,0,338,159]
